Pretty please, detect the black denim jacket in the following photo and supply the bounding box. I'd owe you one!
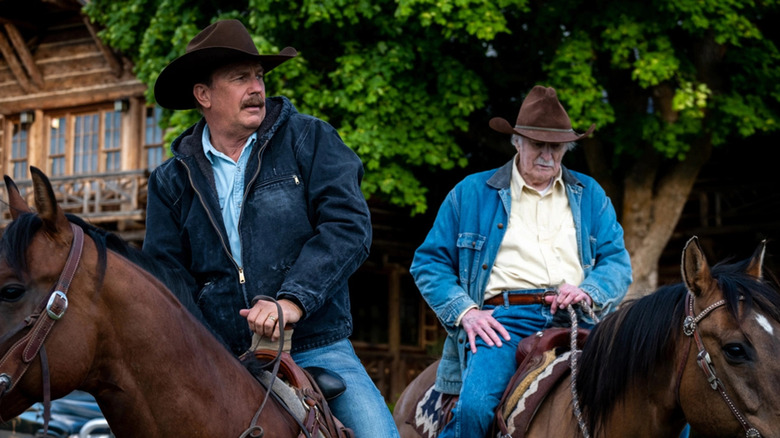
[143,96,371,355]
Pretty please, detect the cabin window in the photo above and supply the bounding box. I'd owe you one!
[144,106,164,170]
[104,111,121,171]
[49,117,67,177]
[72,109,123,174]
[11,122,29,180]
[74,113,99,174]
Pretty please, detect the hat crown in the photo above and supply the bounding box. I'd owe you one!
[487,85,595,143]
[515,86,572,131]
[186,19,259,56]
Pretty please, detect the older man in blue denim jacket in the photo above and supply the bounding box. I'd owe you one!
[410,86,632,438]
[143,19,398,437]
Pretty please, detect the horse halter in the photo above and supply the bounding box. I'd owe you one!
[0,223,84,433]
[680,291,761,438]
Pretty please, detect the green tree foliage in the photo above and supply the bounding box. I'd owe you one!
[84,0,780,216]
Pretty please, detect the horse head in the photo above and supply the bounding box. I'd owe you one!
[680,236,780,437]
[0,168,95,421]
[0,169,312,437]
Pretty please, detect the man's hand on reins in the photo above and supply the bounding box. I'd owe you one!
[240,298,303,342]
[461,308,511,354]
[545,283,592,315]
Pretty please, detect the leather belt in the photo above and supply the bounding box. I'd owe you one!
[484,291,556,306]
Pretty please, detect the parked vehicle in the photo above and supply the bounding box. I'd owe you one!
[0,391,112,438]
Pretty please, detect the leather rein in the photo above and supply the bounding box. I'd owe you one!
[677,291,761,438]
[0,223,84,434]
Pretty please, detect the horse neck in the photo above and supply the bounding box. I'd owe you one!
[588,346,688,437]
[531,371,687,438]
[84,250,277,437]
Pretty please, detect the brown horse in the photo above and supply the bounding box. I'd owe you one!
[394,237,780,437]
[0,167,341,437]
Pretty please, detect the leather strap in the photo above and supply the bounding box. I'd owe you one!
[484,292,555,306]
[679,292,761,437]
[0,224,84,393]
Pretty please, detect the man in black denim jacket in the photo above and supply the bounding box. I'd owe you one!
[143,19,398,437]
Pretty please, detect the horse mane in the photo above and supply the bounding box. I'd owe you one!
[577,255,780,434]
[1,213,206,332]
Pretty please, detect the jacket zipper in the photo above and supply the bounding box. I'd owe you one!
[180,159,246,283]
[234,139,271,283]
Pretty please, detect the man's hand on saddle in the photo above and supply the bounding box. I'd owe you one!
[461,308,511,354]
[240,298,303,342]
[545,283,592,315]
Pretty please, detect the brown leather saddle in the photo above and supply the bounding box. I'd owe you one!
[250,350,354,438]
[493,327,589,437]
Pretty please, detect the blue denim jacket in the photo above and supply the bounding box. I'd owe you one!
[143,97,371,356]
[410,159,632,394]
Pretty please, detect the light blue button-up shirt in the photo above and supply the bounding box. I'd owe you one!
[202,124,256,266]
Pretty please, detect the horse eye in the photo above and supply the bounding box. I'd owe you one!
[722,343,750,362]
[0,284,25,302]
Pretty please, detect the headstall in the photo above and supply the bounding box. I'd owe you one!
[680,291,761,438]
[0,223,84,434]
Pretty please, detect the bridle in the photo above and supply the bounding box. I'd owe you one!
[0,223,84,434]
[677,291,761,438]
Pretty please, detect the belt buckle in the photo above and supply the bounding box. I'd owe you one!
[541,289,558,304]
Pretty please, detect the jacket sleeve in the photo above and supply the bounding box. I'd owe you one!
[578,185,633,318]
[409,188,477,334]
[274,120,371,318]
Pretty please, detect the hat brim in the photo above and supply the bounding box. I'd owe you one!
[489,117,595,143]
[154,47,297,110]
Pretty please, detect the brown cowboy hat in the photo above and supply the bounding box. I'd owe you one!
[489,85,595,143]
[154,19,297,110]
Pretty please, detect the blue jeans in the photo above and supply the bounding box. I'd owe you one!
[292,338,400,438]
[439,300,554,438]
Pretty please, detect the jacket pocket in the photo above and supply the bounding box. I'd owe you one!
[456,233,486,285]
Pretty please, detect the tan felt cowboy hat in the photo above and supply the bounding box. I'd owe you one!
[489,85,596,143]
[154,19,297,110]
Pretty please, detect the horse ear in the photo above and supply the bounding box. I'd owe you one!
[745,240,767,280]
[29,167,69,233]
[682,236,714,298]
[3,174,32,219]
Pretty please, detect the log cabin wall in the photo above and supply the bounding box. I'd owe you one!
[0,0,158,241]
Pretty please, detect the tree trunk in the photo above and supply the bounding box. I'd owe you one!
[620,136,712,300]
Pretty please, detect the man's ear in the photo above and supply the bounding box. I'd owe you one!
[193,83,211,109]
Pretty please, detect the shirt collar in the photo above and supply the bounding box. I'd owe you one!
[202,124,257,164]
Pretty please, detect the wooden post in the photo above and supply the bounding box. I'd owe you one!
[388,264,403,401]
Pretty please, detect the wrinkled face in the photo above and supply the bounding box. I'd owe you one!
[515,136,567,190]
[194,61,266,138]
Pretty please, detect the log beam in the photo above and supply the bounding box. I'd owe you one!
[3,23,45,88]
[0,29,33,93]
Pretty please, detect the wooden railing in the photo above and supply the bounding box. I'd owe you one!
[0,170,148,226]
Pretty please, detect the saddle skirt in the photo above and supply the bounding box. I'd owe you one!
[497,350,573,437]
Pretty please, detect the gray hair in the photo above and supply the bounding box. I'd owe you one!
[512,134,576,152]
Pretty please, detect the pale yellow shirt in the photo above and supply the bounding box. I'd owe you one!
[484,156,584,300]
